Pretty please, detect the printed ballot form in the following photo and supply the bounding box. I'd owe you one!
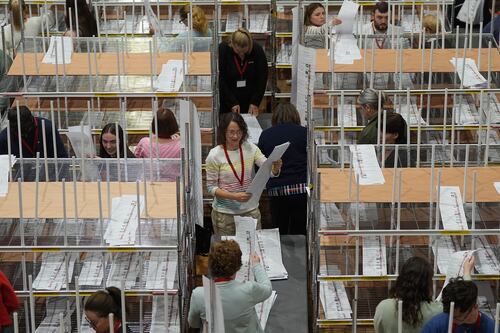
[438,186,468,230]
[436,250,476,301]
[66,125,95,158]
[42,36,73,64]
[155,60,185,92]
[349,145,385,185]
[450,58,487,87]
[241,114,263,144]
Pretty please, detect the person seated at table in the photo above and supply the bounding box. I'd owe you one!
[1,0,56,54]
[303,3,342,49]
[188,240,272,332]
[380,112,408,167]
[374,256,475,333]
[84,287,132,333]
[177,5,212,38]
[357,88,387,144]
[99,123,134,158]
[421,278,495,333]
[134,108,181,158]
[0,105,67,158]
[64,0,97,37]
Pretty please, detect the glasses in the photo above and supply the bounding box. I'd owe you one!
[227,130,242,137]
[85,316,101,330]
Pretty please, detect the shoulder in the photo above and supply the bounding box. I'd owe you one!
[375,298,397,315]
[242,141,259,153]
[207,145,223,161]
[422,313,448,330]
[219,41,230,52]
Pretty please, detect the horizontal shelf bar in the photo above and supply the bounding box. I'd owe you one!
[319,229,500,236]
[0,245,178,252]
[14,289,178,297]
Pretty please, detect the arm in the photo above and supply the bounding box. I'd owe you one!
[187,289,203,328]
[0,271,18,313]
[133,139,146,158]
[54,128,68,158]
[250,254,272,303]
[249,44,268,107]
[373,301,386,333]
[218,43,239,108]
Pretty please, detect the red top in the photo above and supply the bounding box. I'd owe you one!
[0,271,18,327]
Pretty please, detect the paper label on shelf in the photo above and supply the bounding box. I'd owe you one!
[432,236,457,273]
[241,114,263,144]
[474,236,500,274]
[439,186,468,230]
[104,195,144,246]
[42,36,73,64]
[256,228,288,280]
[362,236,387,276]
[33,253,78,291]
[320,281,352,319]
[66,125,96,158]
[255,290,277,329]
[436,250,476,301]
[78,252,105,286]
[450,58,487,88]
[155,60,185,92]
[349,145,385,185]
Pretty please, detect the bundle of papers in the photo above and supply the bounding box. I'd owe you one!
[453,103,480,125]
[320,281,352,319]
[432,236,457,273]
[36,298,74,333]
[150,296,181,333]
[255,291,277,329]
[241,114,263,144]
[362,236,387,276]
[473,236,500,274]
[396,102,426,126]
[334,36,361,65]
[33,253,78,291]
[155,60,185,92]
[337,102,357,126]
[438,186,468,230]
[349,145,385,185]
[0,154,16,197]
[320,203,345,229]
[103,195,144,246]
[145,251,177,290]
[450,58,487,88]
[42,36,73,64]
[106,253,141,289]
[78,252,105,286]
[248,11,269,33]
[256,229,288,280]
[437,250,476,301]
[225,12,242,32]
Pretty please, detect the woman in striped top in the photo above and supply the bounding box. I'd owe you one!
[206,113,282,236]
[304,3,342,49]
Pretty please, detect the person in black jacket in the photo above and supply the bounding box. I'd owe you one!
[258,103,307,235]
[219,28,268,115]
[0,105,67,158]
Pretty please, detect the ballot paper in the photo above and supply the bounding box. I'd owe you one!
[401,14,422,33]
[66,125,95,158]
[155,60,185,92]
[203,276,225,333]
[255,291,277,329]
[233,216,257,282]
[349,145,385,185]
[457,0,482,24]
[225,12,242,32]
[334,35,362,64]
[249,11,269,33]
[145,251,177,290]
[453,103,480,125]
[320,203,346,229]
[432,236,457,273]
[240,142,290,211]
[256,228,288,280]
[396,102,426,125]
[362,236,387,276]
[150,295,181,333]
[36,298,75,333]
[33,253,78,290]
[42,36,73,64]
[241,114,263,144]
[436,250,476,301]
[106,252,141,289]
[320,281,352,319]
[78,252,105,286]
[337,103,357,127]
[450,58,487,87]
[0,155,15,197]
[295,45,316,124]
[473,236,500,274]
[103,195,144,246]
[277,43,293,64]
[439,186,468,230]
[336,0,360,35]
[494,182,500,195]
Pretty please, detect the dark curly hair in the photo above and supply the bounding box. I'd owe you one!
[208,240,242,278]
[216,113,249,146]
[442,278,478,314]
[390,256,433,327]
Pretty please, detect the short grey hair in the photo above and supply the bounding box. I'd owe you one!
[359,88,385,109]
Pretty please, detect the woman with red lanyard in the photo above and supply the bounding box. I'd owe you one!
[206,113,282,236]
[84,287,132,333]
[218,28,268,115]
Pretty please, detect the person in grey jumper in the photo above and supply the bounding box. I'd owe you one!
[188,240,272,333]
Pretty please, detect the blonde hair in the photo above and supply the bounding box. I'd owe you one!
[180,5,209,36]
[9,0,26,31]
[423,14,439,34]
[230,28,253,53]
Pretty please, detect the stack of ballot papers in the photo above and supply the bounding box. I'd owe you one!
[36,298,75,333]
[320,281,352,319]
[106,253,141,289]
[77,252,105,286]
[150,296,181,333]
[145,251,177,290]
[396,102,426,125]
[320,203,345,229]
[42,36,73,64]
[437,250,476,301]
[0,155,16,197]
[473,236,500,274]
[155,60,185,92]
[453,103,480,125]
[432,236,457,273]
[362,236,387,276]
[255,291,277,329]
[349,145,385,185]
[333,1,361,64]
[33,253,78,290]
[438,186,468,230]
[104,195,144,246]
[65,125,95,158]
[450,58,487,87]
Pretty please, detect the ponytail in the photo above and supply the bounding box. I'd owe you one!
[84,286,126,319]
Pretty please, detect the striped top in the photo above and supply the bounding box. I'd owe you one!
[206,141,267,214]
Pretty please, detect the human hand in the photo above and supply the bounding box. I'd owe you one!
[149,24,156,35]
[232,192,252,202]
[250,252,261,265]
[171,132,180,140]
[248,104,259,116]
[463,254,476,276]
[231,105,241,113]
[272,159,282,175]
[332,17,342,26]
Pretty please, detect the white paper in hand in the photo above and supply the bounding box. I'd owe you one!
[241,114,263,144]
[42,36,73,64]
[66,125,95,158]
[336,0,360,35]
[436,250,476,301]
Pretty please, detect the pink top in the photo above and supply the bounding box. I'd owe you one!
[134,136,181,158]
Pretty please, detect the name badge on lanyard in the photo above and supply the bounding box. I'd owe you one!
[234,55,248,89]
[236,80,246,88]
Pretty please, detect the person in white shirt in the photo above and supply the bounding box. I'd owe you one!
[2,0,55,55]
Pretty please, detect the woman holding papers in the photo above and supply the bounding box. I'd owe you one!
[258,103,307,235]
[218,28,268,115]
[84,287,132,333]
[188,240,272,332]
[64,0,97,38]
[206,113,282,236]
[374,256,475,333]
[99,123,134,158]
[303,3,342,49]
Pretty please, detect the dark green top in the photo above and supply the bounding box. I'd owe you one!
[358,117,379,144]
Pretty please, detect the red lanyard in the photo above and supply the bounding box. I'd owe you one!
[452,313,481,333]
[20,117,39,156]
[233,55,248,79]
[223,144,244,186]
[375,36,386,49]
[214,277,233,283]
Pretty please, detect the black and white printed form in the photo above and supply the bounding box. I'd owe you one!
[32,253,78,291]
[333,0,361,65]
[248,11,269,33]
[397,102,426,126]
[320,281,352,319]
[362,236,387,276]
[241,114,263,145]
[349,145,385,185]
[78,252,105,286]
[256,228,288,280]
[432,236,457,274]
[65,125,96,158]
[231,216,257,282]
[155,60,185,92]
[203,276,225,333]
[450,58,487,87]
[453,103,479,125]
[104,195,144,246]
[320,203,346,229]
[42,36,73,64]
[150,295,180,333]
[36,298,75,333]
[436,250,477,301]
[438,186,468,230]
[337,103,358,127]
[145,251,177,290]
[473,236,500,274]
[106,252,141,289]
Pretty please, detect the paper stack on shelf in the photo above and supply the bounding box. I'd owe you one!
[474,236,500,274]
[396,101,427,126]
[225,12,242,32]
[450,58,487,88]
[320,203,346,229]
[145,251,177,290]
[337,102,357,127]
[155,60,185,92]
[439,186,468,230]
[150,295,181,333]
[349,145,385,185]
[104,195,144,246]
[453,103,480,125]
[36,298,75,333]
[432,236,457,273]
[33,253,78,291]
[106,253,141,289]
[78,252,105,286]
[320,280,352,319]
[256,228,288,280]
[0,154,15,197]
[362,236,387,276]
[249,11,269,33]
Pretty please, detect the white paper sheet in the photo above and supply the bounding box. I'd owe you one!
[349,145,385,185]
[453,103,480,125]
[150,295,180,333]
[42,36,73,64]
[396,102,426,125]
[337,103,357,127]
[439,186,468,230]
[241,114,263,144]
[256,228,288,280]
[320,203,345,228]
[249,12,269,33]
[450,58,487,87]
[225,12,242,32]
[233,216,257,282]
[320,281,352,319]
[104,195,144,246]
[295,45,316,124]
[240,142,290,211]
[0,155,15,197]
[362,236,387,276]
[145,251,177,290]
[474,236,500,274]
[106,253,140,289]
[255,291,277,329]
[336,0,360,34]
[144,0,164,36]
[33,253,78,290]
[78,252,104,286]
[432,236,457,274]
[334,35,362,64]
[436,250,476,301]
[457,0,482,24]
[155,60,185,92]
[66,125,96,158]
[203,276,225,333]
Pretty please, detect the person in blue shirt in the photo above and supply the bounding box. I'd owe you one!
[483,2,500,43]
[421,278,496,333]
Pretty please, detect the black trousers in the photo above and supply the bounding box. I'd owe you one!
[269,194,307,235]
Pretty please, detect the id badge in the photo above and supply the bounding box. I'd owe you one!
[236,80,246,88]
